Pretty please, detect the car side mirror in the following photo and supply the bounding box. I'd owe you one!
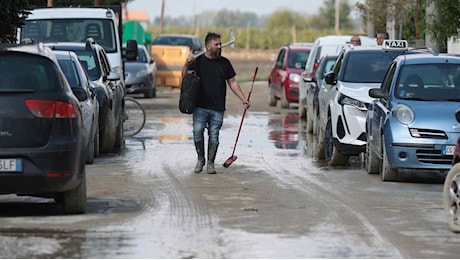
[456,109,460,123]
[71,87,88,101]
[369,88,387,99]
[324,71,336,85]
[107,71,121,81]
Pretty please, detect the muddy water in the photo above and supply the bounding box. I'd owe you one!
[0,82,459,258]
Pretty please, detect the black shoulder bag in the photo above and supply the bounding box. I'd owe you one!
[179,70,200,114]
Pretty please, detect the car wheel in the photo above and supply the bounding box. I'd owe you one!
[268,84,277,107]
[381,135,397,181]
[60,169,87,214]
[306,107,314,133]
[298,102,306,121]
[443,163,460,232]
[316,117,325,160]
[85,125,95,164]
[113,109,124,152]
[144,87,154,98]
[365,140,380,174]
[325,118,348,166]
[94,122,100,157]
[99,108,116,153]
[280,88,289,109]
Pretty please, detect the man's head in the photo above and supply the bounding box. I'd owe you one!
[205,32,222,59]
[376,32,389,45]
[350,35,361,46]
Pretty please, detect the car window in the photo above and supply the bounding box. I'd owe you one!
[396,63,460,101]
[58,59,81,88]
[22,19,117,53]
[73,50,100,80]
[0,54,59,91]
[275,49,286,68]
[288,51,310,69]
[342,52,397,83]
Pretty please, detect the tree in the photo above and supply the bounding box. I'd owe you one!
[425,0,460,48]
[0,0,30,43]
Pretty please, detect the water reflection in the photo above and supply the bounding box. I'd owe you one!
[268,113,300,150]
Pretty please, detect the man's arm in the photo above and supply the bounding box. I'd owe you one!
[227,77,250,108]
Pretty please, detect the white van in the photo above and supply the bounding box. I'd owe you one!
[20,7,123,74]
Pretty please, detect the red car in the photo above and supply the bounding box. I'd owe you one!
[443,109,460,232]
[268,43,312,108]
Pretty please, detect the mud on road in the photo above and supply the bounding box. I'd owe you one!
[0,82,459,258]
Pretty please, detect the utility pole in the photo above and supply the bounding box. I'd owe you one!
[334,0,340,34]
[160,0,165,34]
[47,0,53,6]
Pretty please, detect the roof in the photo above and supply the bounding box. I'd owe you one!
[27,7,116,19]
[123,9,149,23]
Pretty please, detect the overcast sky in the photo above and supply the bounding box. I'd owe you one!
[127,0,330,20]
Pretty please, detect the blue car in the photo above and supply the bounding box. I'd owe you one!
[366,52,460,181]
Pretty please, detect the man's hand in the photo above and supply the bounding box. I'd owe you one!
[243,100,251,109]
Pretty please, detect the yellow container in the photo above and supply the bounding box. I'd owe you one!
[151,45,190,88]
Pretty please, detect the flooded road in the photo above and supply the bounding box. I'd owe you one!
[0,81,460,258]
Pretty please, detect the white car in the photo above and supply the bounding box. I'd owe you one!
[316,40,410,166]
[299,35,377,123]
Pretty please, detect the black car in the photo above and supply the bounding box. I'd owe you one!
[54,50,100,164]
[0,43,87,214]
[46,38,125,153]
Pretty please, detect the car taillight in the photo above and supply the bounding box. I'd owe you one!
[25,99,77,118]
[312,62,319,73]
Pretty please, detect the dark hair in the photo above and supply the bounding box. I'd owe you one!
[205,32,221,45]
[378,32,389,39]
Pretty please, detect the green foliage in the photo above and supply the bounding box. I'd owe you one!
[426,0,460,47]
[0,0,30,43]
[317,0,354,30]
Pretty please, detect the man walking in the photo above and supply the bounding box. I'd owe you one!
[182,32,250,174]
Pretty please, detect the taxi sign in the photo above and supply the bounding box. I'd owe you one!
[383,40,408,51]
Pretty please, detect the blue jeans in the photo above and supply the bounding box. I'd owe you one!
[193,107,224,145]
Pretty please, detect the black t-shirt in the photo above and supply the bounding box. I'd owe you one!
[188,55,236,111]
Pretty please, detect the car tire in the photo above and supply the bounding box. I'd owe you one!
[60,169,87,214]
[316,116,325,160]
[325,118,349,166]
[144,87,154,98]
[94,122,100,157]
[443,163,460,232]
[268,84,277,107]
[365,140,380,174]
[381,135,397,181]
[85,125,95,164]
[280,88,289,109]
[113,109,124,153]
[99,108,116,153]
[306,108,314,133]
[298,102,306,121]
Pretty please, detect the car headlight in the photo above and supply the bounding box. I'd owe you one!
[289,73,300,83]
[338,93,366,109]
[394,104,414,125]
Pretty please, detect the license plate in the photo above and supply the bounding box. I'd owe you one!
[443,145,456,155]
[0,159,22,172]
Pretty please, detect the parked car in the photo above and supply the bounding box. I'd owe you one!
[151,34,205,88]
[317,40,415,166]
[299,35,376,121]
[366,51,460,181]
[123,44,157,98]
[303,54,338,135]
[443,109,460,232]
[46,38,125,153]
[0,42,86,213]
[54,50,100,164]
[268,43,312,108]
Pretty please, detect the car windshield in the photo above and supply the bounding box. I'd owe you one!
[70,50,100,81]
[0,54,60,91]
[288,51,310,69]
[22,19,117,53]
[343,51,399,83]
[395,63,460,101]
[152,36,194,49]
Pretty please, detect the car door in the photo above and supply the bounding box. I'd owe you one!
[368,61,397,154]
[269,48,286,97]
